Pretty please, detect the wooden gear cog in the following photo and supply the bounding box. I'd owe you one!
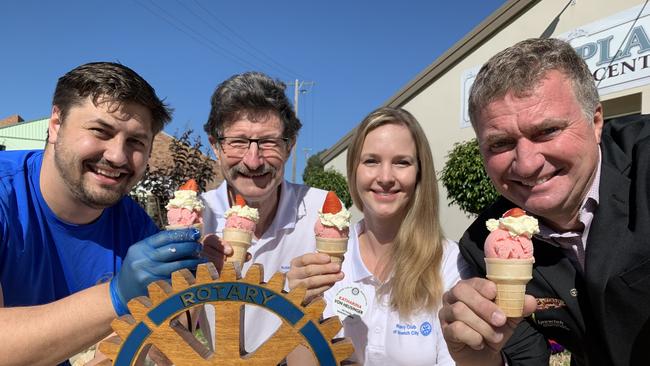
[98,262,355,365]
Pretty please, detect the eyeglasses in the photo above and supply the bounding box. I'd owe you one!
[216,136,289,158]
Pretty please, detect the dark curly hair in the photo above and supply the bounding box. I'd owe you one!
[204,71,301,142]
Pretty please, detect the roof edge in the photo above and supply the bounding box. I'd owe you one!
[0,117,49,130]
[320,0,540,164]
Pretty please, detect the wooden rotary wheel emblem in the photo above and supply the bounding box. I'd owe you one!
[98,263,354,365]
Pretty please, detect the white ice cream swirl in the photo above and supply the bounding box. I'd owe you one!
[225,205,260,223]
[318,207,351,231]
[486,215,539,238]
[166,190,204,211]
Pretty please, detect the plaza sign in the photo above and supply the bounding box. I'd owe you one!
[559,3,650,95]
[460,4,650,128]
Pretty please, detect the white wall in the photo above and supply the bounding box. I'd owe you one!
[0,119,48,150]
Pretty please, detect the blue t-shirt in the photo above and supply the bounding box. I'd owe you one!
[0,150,159,307]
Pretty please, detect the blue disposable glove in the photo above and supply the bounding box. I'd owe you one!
[109,228,206,315]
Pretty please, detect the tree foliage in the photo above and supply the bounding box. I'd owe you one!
[440,138,499,216]
[130,129,215,227]
[302,149,325,182]
[302,151,352,208]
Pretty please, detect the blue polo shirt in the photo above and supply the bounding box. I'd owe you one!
[0,149,157,307]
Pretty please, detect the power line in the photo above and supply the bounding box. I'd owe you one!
[191,0,304,80]
[134,0,263,72]
[174,0,295,80]
[144,0,260,70]
[596,0,649,88]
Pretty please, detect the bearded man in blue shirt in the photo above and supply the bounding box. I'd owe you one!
[0,62,205,366]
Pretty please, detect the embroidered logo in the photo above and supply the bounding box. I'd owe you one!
[420,321,432,336]
[392,323,419,336]
[536,319,570,331]
[536,297,566,311]
[530,313,570,331]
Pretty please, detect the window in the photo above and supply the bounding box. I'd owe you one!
[602,93,641,120]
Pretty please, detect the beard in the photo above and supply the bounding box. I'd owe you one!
[53,140,136,209]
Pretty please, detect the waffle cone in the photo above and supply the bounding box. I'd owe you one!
[316,237,348,264]
[223,228,253,263]
[484,257,534,317]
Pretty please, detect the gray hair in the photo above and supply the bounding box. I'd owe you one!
[204,71,301,142]
[468,38,599,128]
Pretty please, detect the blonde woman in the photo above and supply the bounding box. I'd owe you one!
[287,107,467,365]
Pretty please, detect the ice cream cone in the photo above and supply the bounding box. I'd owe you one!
[223,228,252,263]
[484,258,534,317]
[316,237,348,264]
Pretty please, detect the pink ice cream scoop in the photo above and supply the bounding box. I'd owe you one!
[168,208,204,227]
[483,207,538,317]
[484,229,533,259]
[314,220,349,239]
[224,194,257,233]
[225,215,256,232]
[484,207,537,259]
[223,194,259,265]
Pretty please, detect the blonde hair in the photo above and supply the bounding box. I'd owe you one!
[346,107,444,317]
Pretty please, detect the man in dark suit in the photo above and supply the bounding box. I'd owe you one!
[439,37,650,366]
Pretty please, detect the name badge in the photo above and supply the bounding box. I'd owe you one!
[333,286,368,320]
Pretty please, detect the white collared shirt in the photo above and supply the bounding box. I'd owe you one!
[201,180,328,352]
[323,220,466,365]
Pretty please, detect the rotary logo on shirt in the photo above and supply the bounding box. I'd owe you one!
[333,286,368,320]
[420,321,432,336]
[392,321,433,336]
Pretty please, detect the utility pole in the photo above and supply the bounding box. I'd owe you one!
[302,147,312,162]
[290,79,314,183]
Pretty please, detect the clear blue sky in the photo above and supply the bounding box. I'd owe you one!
[1,0,505,182]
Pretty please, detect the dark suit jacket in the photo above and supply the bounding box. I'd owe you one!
[459,114,650,366]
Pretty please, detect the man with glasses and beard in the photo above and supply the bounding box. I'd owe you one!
[201,71,338,355]
[0,62,206,366]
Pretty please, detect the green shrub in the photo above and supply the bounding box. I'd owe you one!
[302,152,352,208]
[302,150,325,182]
[440,138,499,216]
[304,168,352,208]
